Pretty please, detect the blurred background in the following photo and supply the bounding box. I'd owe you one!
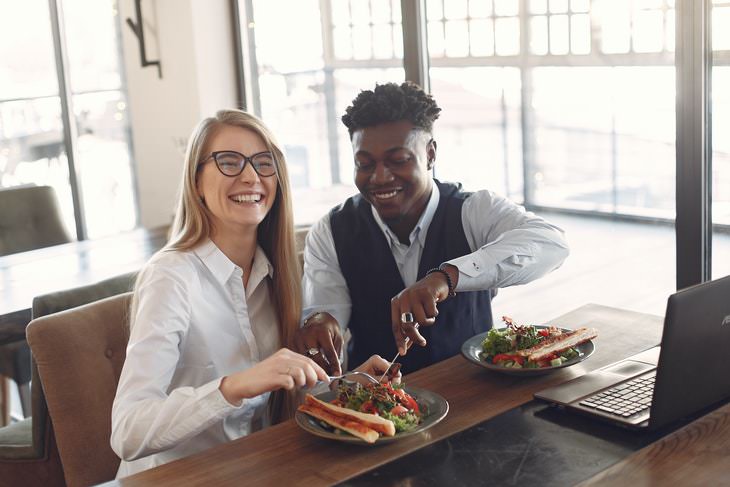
[1,0,728,321]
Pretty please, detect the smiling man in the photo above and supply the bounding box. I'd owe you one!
[295,82,569,375]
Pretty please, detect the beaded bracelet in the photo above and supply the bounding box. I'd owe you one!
[426,266,457,298]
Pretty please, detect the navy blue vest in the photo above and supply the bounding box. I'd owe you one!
[330,180,493,373]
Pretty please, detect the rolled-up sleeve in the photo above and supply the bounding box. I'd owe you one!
[110,262,242,462]
[448,190,570,292]
[301,216,352,331]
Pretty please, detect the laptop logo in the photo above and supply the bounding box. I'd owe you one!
[723,315,730,327]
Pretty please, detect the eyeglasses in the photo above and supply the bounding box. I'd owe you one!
[199,150,278,177]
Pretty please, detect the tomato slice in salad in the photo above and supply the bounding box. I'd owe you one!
[390,404,409,416]
[390,386,420,414]
[492,353,524,365]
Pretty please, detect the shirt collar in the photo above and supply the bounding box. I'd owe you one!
[248,245,275,292]
[371,181,440,248]
[193,239,274,288]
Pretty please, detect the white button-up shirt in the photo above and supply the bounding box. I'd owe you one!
[302,183,570,330]
[112,239,279,477]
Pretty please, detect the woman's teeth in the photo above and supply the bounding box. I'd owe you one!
[231,194,262,203]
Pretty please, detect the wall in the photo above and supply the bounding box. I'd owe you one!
[118,0,238,228]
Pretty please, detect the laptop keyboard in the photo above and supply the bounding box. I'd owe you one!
[578,373,655,418]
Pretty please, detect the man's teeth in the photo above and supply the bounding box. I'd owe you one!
[373,190,398,200]
[231,194,262,203]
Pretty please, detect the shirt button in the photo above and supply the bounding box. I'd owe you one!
[473,262,481,271]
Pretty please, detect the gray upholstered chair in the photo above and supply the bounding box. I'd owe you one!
[0,185,72,423]
[0,185,72,256]
[27,293,132,487]
[295,225,309,273]
[0,272,136,486]
[30,272,137,319]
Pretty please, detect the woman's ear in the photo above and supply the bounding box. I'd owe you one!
[195,181,205,205]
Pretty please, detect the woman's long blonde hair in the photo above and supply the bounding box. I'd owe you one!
[161,109,301,421]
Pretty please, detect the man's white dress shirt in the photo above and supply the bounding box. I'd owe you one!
[112,239,279,477]
[302,183,570,330]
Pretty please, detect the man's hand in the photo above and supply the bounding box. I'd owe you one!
[293,312,343,376]
[390,265,458,355]
[354,354,402,385]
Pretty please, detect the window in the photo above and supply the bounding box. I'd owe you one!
[239,0,404,224]
[0,0,136,240]
[425,0,677,317]
[531,66,674,218]
[62,0,136,237]
[429,67,523,201]
[236,0,717,301]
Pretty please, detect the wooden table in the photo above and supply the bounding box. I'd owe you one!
[0,225,168,330]
[101,303,728,486]
[580,400,730,486]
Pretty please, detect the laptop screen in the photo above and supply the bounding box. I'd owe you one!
[650,274,730,428]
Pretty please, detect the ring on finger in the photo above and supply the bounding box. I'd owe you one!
[400,311,415,323]
[305,347,320,357]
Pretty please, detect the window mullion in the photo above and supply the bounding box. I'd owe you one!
[400,0,430,91]
[520,0,535,206]
[48,0,86,240]
[675,0,712,288]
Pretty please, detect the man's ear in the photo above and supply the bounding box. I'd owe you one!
[427,138,437,170]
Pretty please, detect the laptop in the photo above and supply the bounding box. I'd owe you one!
[535,274,730,430]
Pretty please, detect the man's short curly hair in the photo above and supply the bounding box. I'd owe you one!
[341,81,441,137]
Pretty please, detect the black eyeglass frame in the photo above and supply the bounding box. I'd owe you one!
[198,150,278,177]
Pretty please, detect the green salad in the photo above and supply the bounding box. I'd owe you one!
[334,381,422,433]
[481,319,580,369]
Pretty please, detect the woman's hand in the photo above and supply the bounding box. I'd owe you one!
[354,354,402,385]
[219,348,329,405]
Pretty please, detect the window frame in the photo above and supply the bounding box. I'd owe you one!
[232,0,718,290]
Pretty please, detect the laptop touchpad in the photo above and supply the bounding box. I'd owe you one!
[602,360,655,378]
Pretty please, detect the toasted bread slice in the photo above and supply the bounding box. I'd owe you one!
[304,394,396,437]
[299,404,379,443]
[515,327,598,362]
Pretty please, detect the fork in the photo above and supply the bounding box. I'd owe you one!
[327,371,380,385]
[378,323,420,382]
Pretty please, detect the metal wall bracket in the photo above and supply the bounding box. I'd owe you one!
[126,0,162,78]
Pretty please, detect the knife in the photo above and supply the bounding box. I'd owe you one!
[378,323,419,382]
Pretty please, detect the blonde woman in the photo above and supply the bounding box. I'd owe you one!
[111,110,391,476]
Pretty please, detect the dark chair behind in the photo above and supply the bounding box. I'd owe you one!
[295,226,309,273]
[0,185,72,256]
[0,185,72,424]
[0,272,137,487]
[31,272,137,318]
